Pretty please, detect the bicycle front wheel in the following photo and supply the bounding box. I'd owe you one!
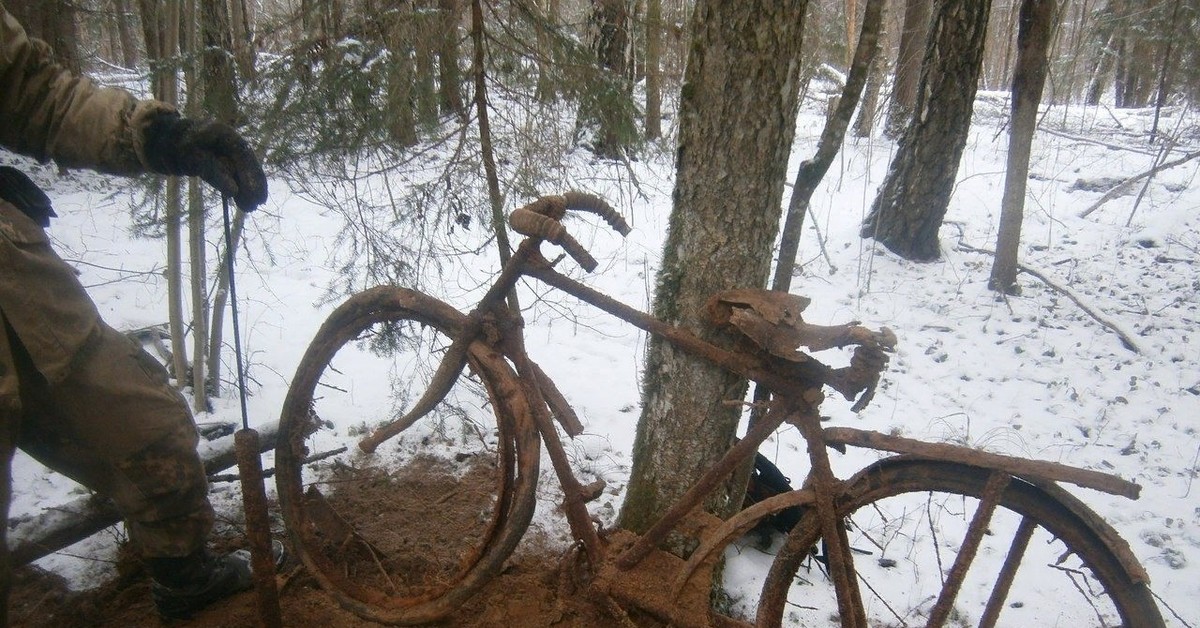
[757,457,1163,627]
[276,286,541,625]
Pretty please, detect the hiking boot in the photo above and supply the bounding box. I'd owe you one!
[149,539,285,620]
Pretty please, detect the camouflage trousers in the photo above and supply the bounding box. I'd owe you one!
[0,202,212,560]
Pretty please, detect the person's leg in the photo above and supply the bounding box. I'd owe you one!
[11,322,270,619]
[2,200,274,618]
[14,321,214,560]
[0,314,22,627]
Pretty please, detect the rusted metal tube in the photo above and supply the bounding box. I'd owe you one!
[926,471,1010,627]
[979,516,1037,628]
[236,429,283,628]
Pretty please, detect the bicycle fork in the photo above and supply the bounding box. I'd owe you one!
[792,409,869,628]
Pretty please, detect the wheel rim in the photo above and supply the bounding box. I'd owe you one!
[756,458,1162,627]
[276,287,541,625]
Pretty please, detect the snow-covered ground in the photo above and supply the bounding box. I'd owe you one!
[5,94,1198,625]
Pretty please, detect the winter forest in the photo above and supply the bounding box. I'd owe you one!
[2,0,1199,626]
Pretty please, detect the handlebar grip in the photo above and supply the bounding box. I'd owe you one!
[509,207,599,272]
[562,191,631,236]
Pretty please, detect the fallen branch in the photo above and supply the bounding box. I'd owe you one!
[957,243,1143,353]
[7,421,279,566]
[208,446,348,483]
[1039,127,1157,156]
[1078,148,1200,218]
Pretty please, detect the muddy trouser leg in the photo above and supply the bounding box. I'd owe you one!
[0,314,21,627]
[12,321,214,561]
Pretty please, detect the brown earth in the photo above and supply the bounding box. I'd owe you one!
[7,455,676,628]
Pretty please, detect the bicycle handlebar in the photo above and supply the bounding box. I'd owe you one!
[509,192,631,272]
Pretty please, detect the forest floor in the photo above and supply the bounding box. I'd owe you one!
[8,455,668,627]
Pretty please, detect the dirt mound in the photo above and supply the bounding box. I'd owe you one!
[8,456,665,627]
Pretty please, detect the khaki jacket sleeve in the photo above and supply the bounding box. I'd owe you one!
[0,5,173,175]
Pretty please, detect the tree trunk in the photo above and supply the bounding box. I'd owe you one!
[471,0,516,296]
[577,0,636,158]
[884,0,931,138]
[145,0,190,388]
[618,0,809,550]
[982,0,1019,90]
[112,0,139,67]
[229,0,257,82]
[534,0,561,103]
[1149,0,1183,142]
[1085,0,1123,105]
[989,0,1057,295]
[207,213,245,397]
[5,0,81,73]
[644,0,663,140]
[386,5,418,147]
[187,177,208,410]
[200,0,237,121]
[179,0,205,410]
[851,30,884,139]
[861,0,992,261]
[776,0,883,291]
[137,0,162,64]
[438,0,465,115]
[414,1,439,128]
[192,0,239,410]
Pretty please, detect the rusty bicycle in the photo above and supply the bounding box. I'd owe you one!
[274,193,1164,627]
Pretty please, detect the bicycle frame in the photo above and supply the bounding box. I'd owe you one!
[356,197,896,626]
[337,194,1154,628]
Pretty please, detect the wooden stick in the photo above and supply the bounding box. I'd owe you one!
[957,242,1143,353]
[1078,148,1200,218]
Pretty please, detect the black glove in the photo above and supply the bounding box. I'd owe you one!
[0,166,56,227]
[143,113,268,212]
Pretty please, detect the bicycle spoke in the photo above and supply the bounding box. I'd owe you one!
[926,471,1009,627]
[755,459,1163,628]
[979,516,1037,628]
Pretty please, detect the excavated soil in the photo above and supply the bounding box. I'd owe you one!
[7,455,671,627]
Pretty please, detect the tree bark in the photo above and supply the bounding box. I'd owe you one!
[990,0,1057,295]
[137,0,162,64]
[618,0,809,550]
[180,0,205,410]
[884,0,931,138]
[200,0,237,121]
[148,0,189,388]
[861,0,993,261]
[207,212,246,397]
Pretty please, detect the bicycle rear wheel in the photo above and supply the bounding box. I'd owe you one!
[276,286,541,625]
[757,457,1163,627]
